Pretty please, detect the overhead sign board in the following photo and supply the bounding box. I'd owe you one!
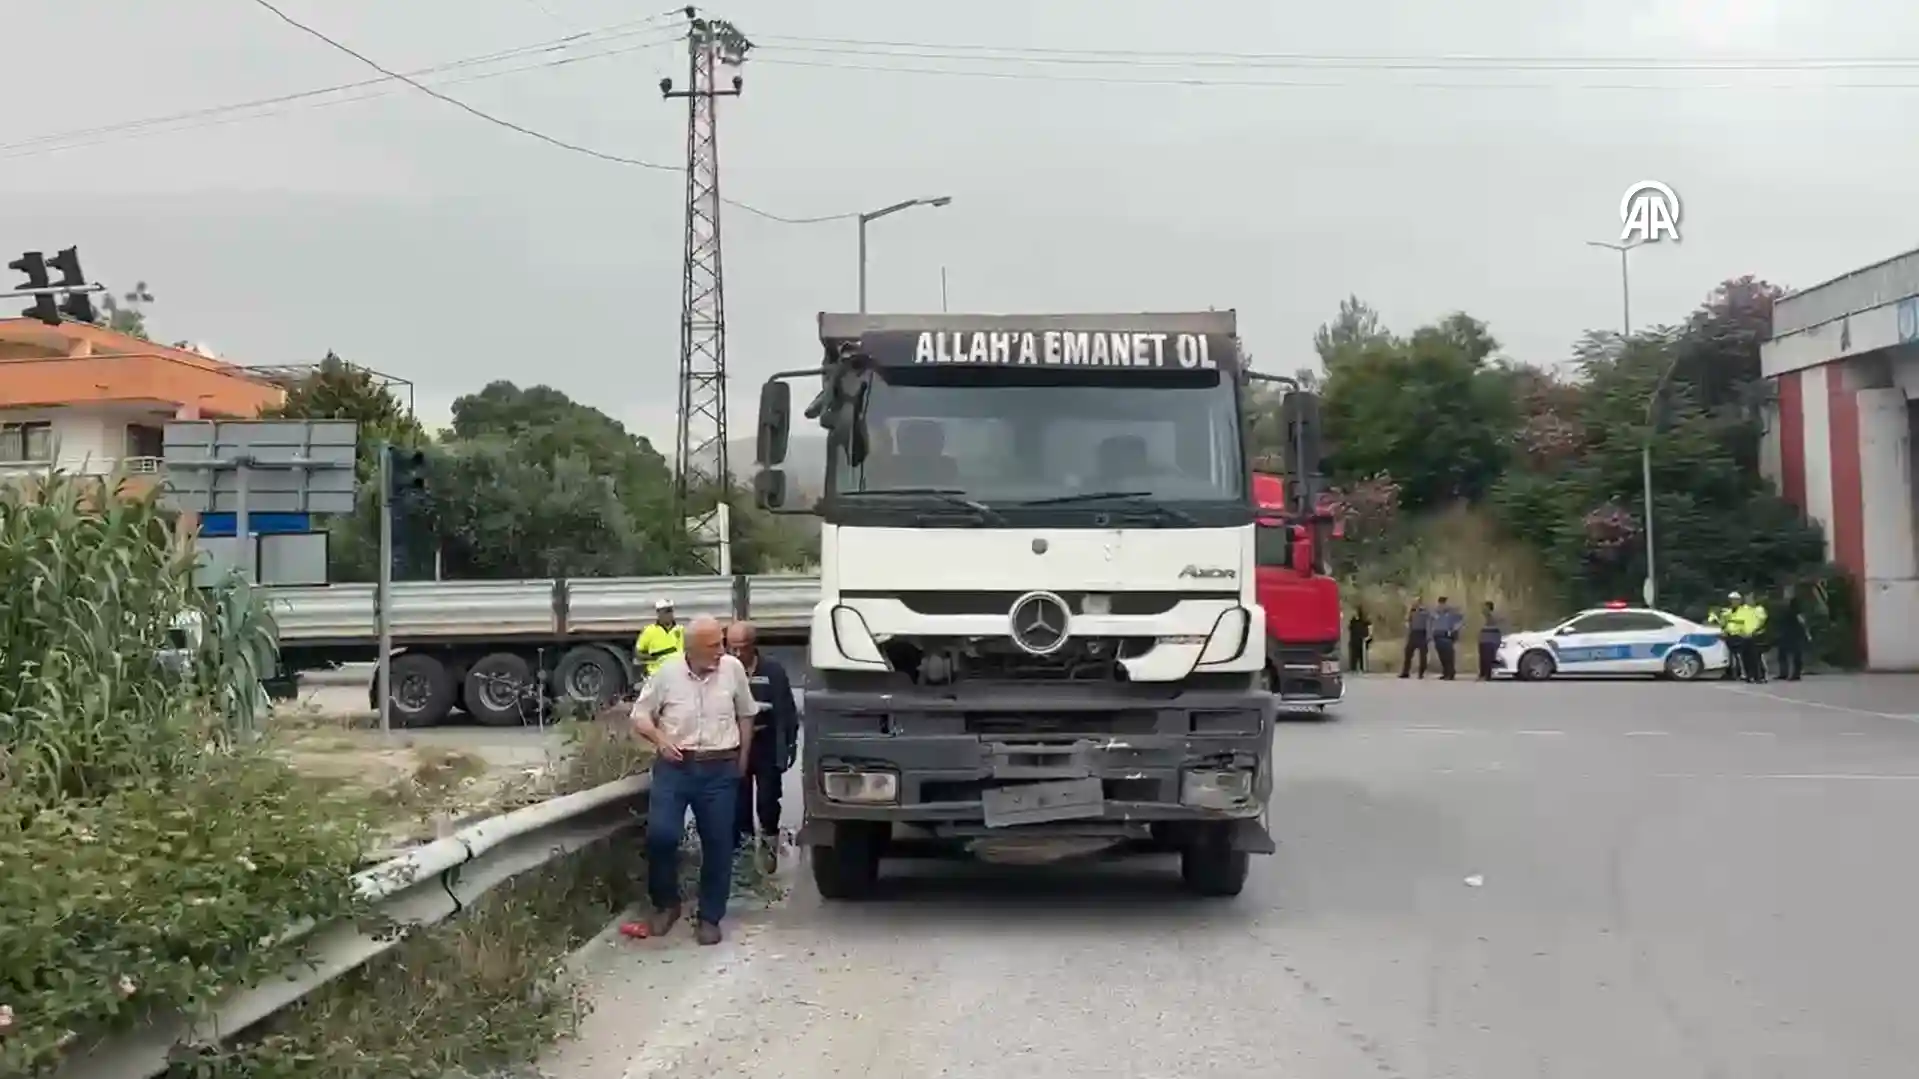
[161,419,359,515]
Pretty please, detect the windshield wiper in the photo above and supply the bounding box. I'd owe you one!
[840,488,1006,524]
[1012,491,1199,526]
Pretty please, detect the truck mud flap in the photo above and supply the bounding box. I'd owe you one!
[982,777,1105,828]
[1230,817,1278,854]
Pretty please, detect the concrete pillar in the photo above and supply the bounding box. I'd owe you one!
[1857,388,1919,668]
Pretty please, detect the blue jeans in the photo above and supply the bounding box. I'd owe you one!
[646,756,739,924]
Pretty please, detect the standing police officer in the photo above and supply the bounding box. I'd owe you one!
[635,599,685,681]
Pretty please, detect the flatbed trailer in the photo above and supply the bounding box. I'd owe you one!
[262,573,816,727]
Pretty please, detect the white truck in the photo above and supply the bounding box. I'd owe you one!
[753,311,1319,899]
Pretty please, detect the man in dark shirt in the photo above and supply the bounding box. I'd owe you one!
[1476,601,1504,681]
[1431,596,1463,680]
[1400,598,1431,680]
[724,621,799,858]
[1776,585,1809,682]
[1347,608,1372,673]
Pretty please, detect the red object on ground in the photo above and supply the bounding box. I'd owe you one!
[618,921,651,940]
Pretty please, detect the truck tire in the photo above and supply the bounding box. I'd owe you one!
[464,652,535,728]
[553,644,628,713]
[379,653,455,728]
[1180,825,1250,897]
[811,821,883,900]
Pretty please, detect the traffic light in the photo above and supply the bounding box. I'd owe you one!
[47,247,95,323]
[386,445,428,504]
[8,250,59,325]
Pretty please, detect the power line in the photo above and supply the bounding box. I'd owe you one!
[753,34,1919,71]
[752,54,1919,91]
[235,0,855,224]
[1,19,686,156]
[244,0,680,169]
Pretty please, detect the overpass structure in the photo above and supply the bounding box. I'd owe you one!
[1760,246,1919,669]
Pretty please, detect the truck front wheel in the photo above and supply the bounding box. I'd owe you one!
[1180,825,1250,897]
[810,821,883,901]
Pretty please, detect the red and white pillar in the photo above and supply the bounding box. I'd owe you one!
[1768,358,1919,668]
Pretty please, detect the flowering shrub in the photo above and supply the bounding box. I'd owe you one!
[1582,502,1640,558]
[1320,473,1402,538]
[0,473,370,1075]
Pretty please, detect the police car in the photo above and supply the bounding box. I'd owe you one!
[1494,601,1730,682]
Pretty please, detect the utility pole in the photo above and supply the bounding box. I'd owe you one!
[1587,237,1666,606]
[662,8,748,574]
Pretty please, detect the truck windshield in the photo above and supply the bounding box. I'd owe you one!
[828,366,1245,505]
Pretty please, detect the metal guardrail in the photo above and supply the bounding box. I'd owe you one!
[51,776,652,1079]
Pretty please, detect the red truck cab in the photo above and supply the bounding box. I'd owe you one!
[1252,472,1344,710]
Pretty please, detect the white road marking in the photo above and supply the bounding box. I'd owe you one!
[1655,772,1919,782]
[1737,731,1777,737]
[1623,730,1670,737]
[1715,684,1919,724]
[1515,729,1565,736]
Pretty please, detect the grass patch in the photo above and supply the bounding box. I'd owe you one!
[164,836,646,1079]
[1346,506,1559,674]
[165,724,783,1079]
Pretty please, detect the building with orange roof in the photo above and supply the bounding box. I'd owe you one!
[0,318,285,494]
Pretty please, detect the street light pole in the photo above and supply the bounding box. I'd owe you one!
[1588,238,1666,605]
[857,196,953,313]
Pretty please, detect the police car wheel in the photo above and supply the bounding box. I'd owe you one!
[1663,649,1705,682]
[1516,649,1556,682]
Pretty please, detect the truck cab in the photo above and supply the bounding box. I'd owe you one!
[754,311,1322,900]
[1252,473,1343,709]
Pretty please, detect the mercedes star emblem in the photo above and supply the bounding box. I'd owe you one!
[1008,590,1070,655]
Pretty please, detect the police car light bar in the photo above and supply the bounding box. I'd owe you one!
[1603,600,1630,609]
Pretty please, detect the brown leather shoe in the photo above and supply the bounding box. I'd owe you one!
[695,920,723,946]
[647,905,682,937]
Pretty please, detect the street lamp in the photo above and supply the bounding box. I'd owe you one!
[858,196,953,313]
[1586,238,1671,606]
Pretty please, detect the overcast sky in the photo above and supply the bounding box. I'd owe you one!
[6,0,1916,451]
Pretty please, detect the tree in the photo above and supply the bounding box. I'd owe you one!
[94,281,155,340]
[1315,305,1514,510]
[262,352,425,483]
[1312,295,1391,367]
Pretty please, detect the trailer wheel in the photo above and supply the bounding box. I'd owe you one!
[1180,825,1250,897]
[464,652,536,727]
[553,644,628,712]
[811,822,883,900]
[378,653,455,728]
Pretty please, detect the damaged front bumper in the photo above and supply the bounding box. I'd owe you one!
[798,685,1277,853]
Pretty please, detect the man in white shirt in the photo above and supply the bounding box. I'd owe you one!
[630,615,758,945]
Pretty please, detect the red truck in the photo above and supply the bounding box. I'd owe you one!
[1252,472,1344,713]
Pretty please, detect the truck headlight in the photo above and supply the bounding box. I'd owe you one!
[821,770,899,804]
[1197,607,1250,666]
[1181,768,1255,810]
[829,605,887,667]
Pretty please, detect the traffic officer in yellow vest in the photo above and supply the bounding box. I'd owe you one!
[1724,593,1770,684]
[635,598,685,680]
[1719,591,1750,675]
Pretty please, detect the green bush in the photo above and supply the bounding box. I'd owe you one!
[0,474,371,1076]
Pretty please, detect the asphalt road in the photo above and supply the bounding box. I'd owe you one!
[535,673,1919,1079]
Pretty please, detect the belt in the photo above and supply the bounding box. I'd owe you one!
[678,748,740,763]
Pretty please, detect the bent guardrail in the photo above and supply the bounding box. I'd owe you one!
[51,776,653,1079]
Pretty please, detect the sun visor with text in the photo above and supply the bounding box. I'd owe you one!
[854,328,1241,372]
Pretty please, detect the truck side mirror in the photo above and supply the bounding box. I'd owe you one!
[756,380,792,466]
[753,468,788,511]
[1290,526,1314,576]
[1280,391,1324,481]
